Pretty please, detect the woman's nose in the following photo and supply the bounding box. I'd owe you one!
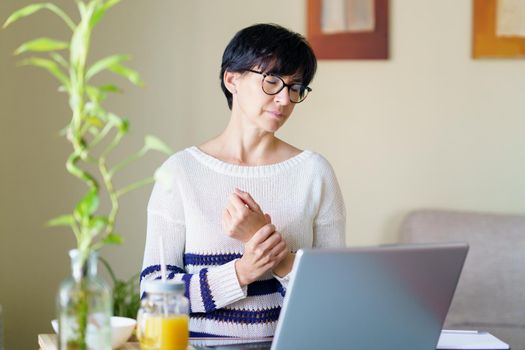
[273,87,291,105]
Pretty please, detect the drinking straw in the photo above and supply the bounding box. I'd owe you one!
[159,236,167,283]
[159,236,169,317]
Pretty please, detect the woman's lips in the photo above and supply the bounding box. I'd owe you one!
[267,110,284,118]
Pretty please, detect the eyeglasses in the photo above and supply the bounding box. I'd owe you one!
[247,69,311,103]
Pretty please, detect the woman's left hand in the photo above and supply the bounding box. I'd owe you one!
[222,188,270,242]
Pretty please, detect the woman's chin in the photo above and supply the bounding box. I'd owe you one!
[263,121,283,133]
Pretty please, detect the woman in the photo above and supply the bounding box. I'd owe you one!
[140,23,346,338]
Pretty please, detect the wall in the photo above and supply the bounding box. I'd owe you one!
[1,0,524,349]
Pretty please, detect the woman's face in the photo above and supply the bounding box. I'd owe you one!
[232,69,303,133]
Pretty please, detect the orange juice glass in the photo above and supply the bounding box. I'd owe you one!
[137,281,190,350]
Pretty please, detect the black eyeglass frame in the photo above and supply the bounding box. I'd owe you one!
[246,69,312,103]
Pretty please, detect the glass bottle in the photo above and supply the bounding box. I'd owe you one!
[137,280,190,350]
[57,249,112,350]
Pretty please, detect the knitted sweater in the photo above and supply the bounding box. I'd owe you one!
[140,146,346,337]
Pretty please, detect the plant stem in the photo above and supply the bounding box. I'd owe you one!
[99,256,118,285]
[77,286,89,350]
[98,131,124,235]
[109,147,146,177]
[116,176,155,198]
[90,121,113,148]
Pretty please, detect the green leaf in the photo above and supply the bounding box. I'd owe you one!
[18,57,69,88]
[88,216,108,237]
[85,86,102,103]
[75,190,99,218]
[86,54,130,81]
[86,116,104,128]
[99,84,121,93]
[90,0,122,29]
[86,86,109,106]
[108,63,143,86]
[3,4,45,28]
[108,113,129,133]
[49,52,68,69]
[14,38,69,55]
[100,233,124,245]
[85,85,122,106]
[104,0,123,10]
[3,3,75,30]
[46,214,74,227]
[144,135,172,154]
[84,103,105,125]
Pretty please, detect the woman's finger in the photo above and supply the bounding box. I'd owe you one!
[275,246,289,262]
[235,188,262,212]
[269,240,286,259]
[226,199,240,219]
[223,208,232,226]
[258,231,282,253]
[250,224,276,246]
[230,193,250,213]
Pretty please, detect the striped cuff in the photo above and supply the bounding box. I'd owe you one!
[272,272,290,295]
[206,259,247,309]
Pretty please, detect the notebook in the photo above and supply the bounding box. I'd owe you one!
[437,330,510,349]
[193,243,469,350]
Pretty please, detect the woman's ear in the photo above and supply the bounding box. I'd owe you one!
[223,70,239,94]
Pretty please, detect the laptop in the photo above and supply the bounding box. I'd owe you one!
[193,243,469,350]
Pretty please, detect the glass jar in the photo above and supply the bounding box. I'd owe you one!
[137,280,190,350]
[56,249,112,350]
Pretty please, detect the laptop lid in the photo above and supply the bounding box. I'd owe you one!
[271,243,468,350]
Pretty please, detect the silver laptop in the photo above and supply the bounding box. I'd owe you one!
[194,243,468,350]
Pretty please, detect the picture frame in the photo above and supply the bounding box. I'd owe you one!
[473,0,525,58]
[307,0,389,60]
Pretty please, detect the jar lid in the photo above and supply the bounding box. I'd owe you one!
[143,280,185,294]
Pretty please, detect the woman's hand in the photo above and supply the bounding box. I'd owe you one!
[222,188,270,242]
[235,224,289,287]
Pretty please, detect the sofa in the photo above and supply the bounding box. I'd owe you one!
[398,209,525,349]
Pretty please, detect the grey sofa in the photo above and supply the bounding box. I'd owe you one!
[399,209,525,350]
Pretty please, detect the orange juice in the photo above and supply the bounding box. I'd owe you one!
[138,315,189,350]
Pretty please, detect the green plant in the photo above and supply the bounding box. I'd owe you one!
[99,257,140,319]
[3,1,170,348]
[3,0,170,260]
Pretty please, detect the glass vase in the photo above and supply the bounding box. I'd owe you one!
[57,249,112,350]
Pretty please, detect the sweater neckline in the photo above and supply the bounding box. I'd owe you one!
[187,146,313,177]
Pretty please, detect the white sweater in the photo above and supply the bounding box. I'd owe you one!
[140,146,346,337]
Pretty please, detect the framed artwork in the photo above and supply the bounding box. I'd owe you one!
[307,0,389,60]
[473,0,525,58]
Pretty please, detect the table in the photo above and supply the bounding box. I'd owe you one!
[38,334,269,350]
[38,334,141,350]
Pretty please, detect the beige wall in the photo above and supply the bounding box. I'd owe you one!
[1,0,525,348]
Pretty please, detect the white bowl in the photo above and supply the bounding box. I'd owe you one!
[52,316,136,349]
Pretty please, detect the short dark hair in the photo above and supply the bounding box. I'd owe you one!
[220,23,317,110]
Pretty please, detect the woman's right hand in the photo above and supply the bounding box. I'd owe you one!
[235,224,288,287]
[222,188,270,242]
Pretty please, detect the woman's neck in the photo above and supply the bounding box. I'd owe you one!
[199,123,301,166]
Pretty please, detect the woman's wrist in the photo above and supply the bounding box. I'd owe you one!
[234,259,250,287]
[272,251,295,278]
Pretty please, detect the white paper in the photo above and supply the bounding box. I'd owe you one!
[437,330,510,350]
[321,0,375,34]
[496,0,525,37]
